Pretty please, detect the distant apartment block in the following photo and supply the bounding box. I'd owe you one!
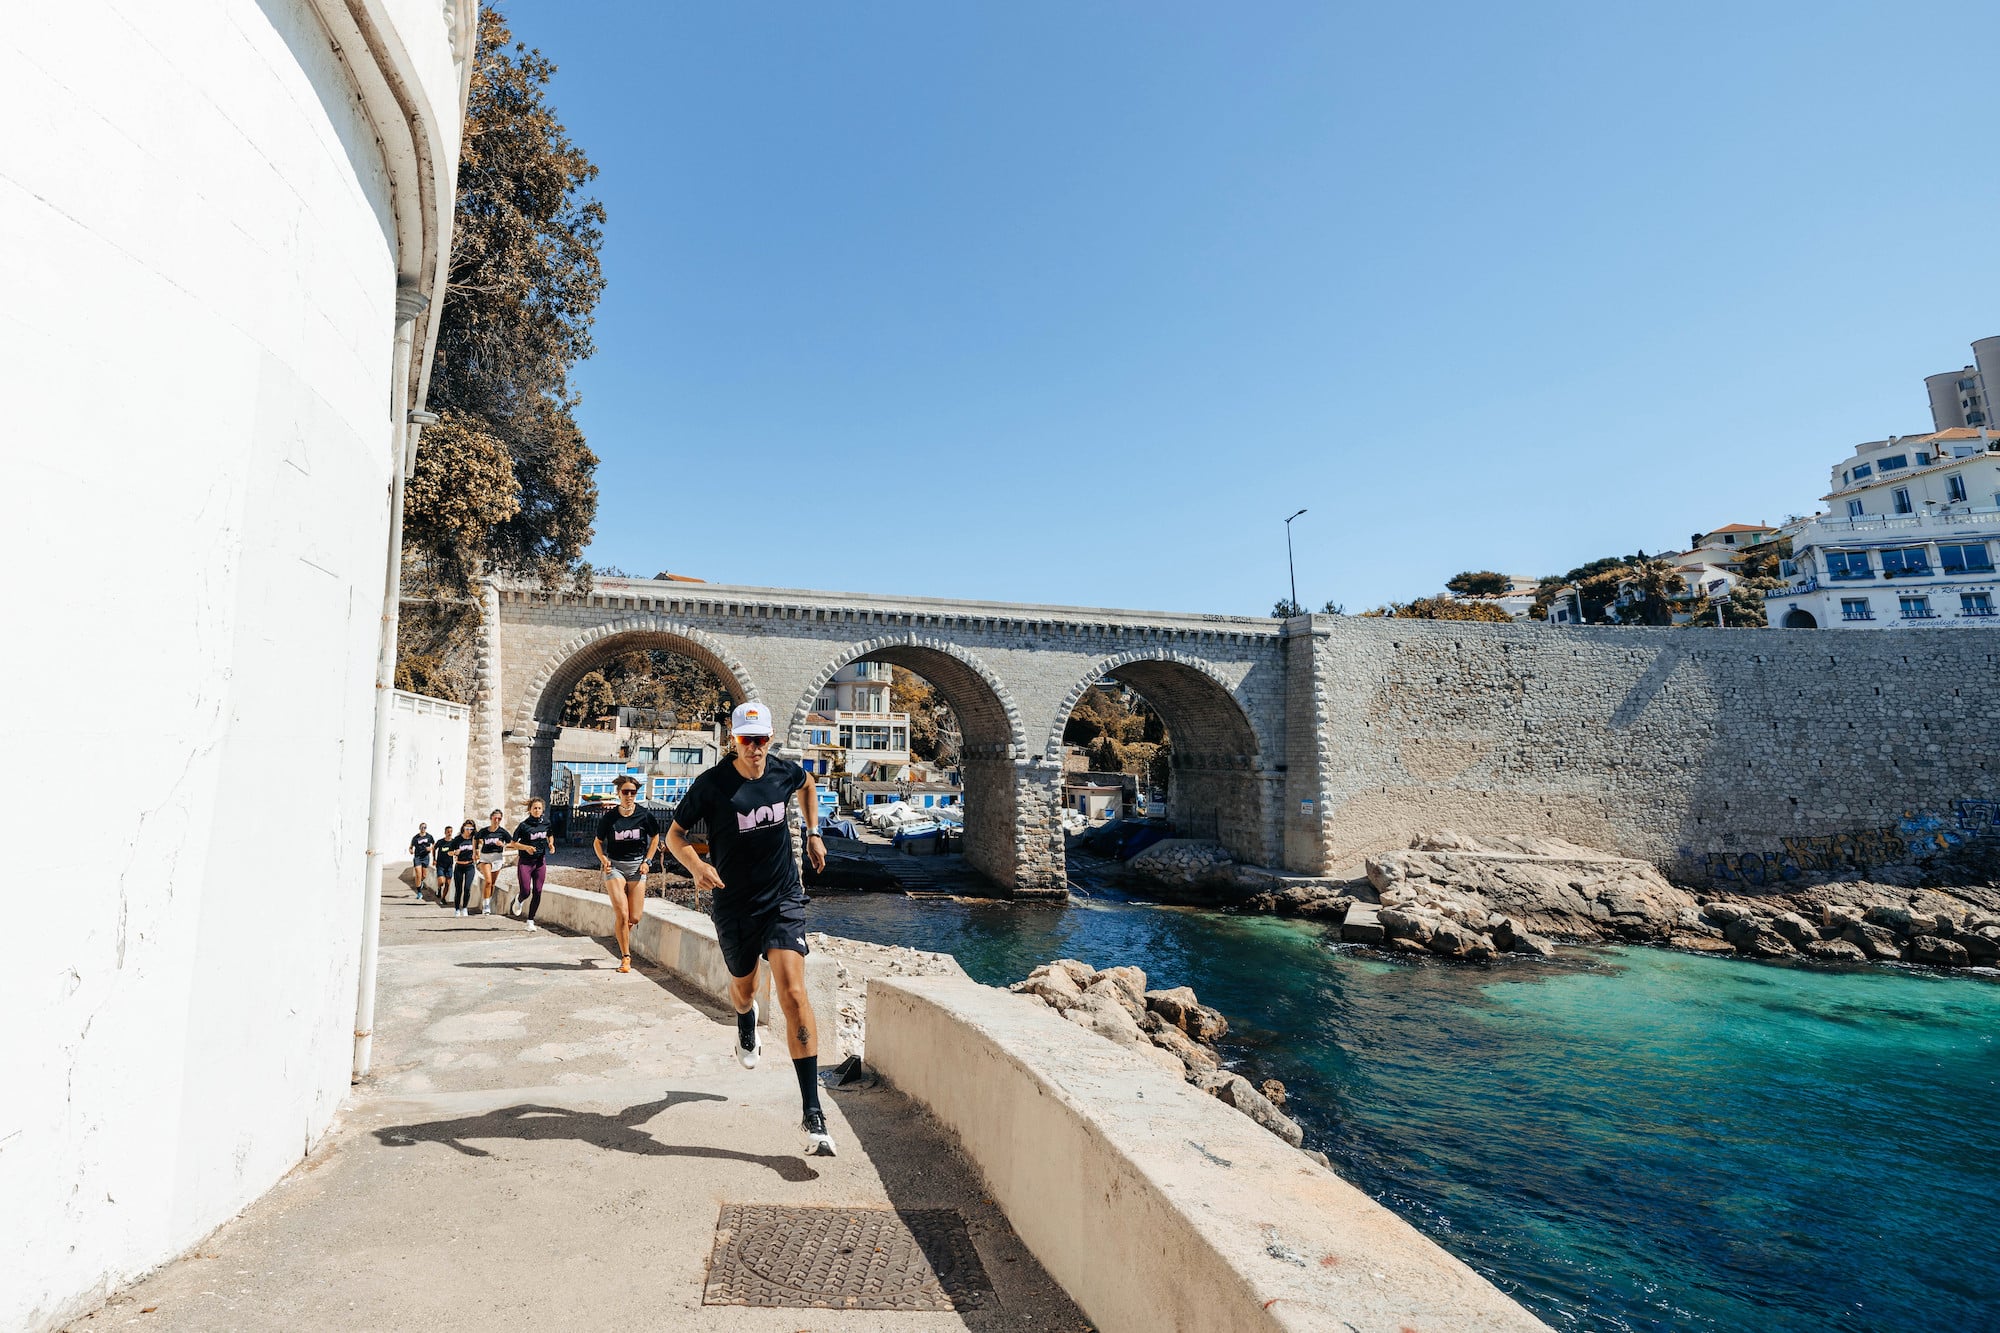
[1923,336,2000,430]
[1766,426,2000,629]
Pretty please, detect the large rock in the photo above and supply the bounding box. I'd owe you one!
[1143,986,1199,1031]
[1804,938,1868,964]
[1066,989,1146,1047]
[1009,965,1084,1011]
[1146,1022,1218,1074]
[1336,902,1386,944]
[1089,965,1148,1017]
[1906,935,1970,968]
[1770,913,1820,950]
[1962,927,2000,963]
[1197,1070,1305,1148]
[1841,921,1905,962]
[1366,831,1696,944]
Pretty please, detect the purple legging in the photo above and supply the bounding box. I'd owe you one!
[516,861,546,920]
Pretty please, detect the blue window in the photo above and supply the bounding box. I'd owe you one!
[1916,451,1931,466]
[1846,499,1864,517]
[1947,475,1968,502]
[1840,598,1872,621]
[669,746,704,764]
[1878,454,1909,471]
[1898,596,1935,619]
[1939,543,1994,573]
[1962,593,1995,617]
[1825,551,1873,580]
[1893,488,1914,514]
[1880,547,1930,576]
[1852,462,1873,479]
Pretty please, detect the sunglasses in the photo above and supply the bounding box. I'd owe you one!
[737,735,773,748]
[616,786,639,795]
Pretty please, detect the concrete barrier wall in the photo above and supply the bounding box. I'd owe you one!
[868,976,1547,1333]
[494,883,842,1060]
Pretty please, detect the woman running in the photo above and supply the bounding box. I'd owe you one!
[509,797,553,930]
[476,809,509,915]
[409,824,435,900]
[594,777,660,973]
[451,819,478,915]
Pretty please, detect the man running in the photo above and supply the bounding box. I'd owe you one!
[509,797,553,930]
[409,824,434,900]
[665,700,832,1157]
[594,777,659,973]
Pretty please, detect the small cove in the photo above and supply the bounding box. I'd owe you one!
[807,887,2000,1331]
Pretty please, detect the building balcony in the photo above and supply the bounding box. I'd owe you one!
[1899,610,1941,620]
[1806,506,2000,537]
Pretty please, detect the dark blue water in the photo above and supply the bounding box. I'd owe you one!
[808,891,2000,1331]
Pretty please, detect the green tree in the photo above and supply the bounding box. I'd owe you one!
[1271,598,1304,618]
[1089,735,1123,773]
[1613,557,1687,626]
[891,666,962,765]
[404,2,606,597]
[1320,599,1345,614]
[1445,570,1511,597]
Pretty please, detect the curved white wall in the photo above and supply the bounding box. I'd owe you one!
[0,3,466,1327]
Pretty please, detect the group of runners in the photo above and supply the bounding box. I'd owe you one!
[407,799,553,925]
[403,699,835,1157]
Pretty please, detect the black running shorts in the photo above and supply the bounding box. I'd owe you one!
[711,892,809,979]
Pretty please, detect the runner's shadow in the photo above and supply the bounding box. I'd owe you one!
[455,960,612,971]
[372,1093,819,1181]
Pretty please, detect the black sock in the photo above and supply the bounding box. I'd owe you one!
[794,1055,820,1113]
[737,1007,756,1047]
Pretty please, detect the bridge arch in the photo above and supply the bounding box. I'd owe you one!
[791,635,1047,890]
[1046,650,1275,865]
[506,615,765,807]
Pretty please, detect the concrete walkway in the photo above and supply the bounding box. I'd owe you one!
[73,883,1083,1331]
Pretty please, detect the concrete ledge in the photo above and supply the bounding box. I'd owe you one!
[496,884,843,1061]
[867,976,1547,1333]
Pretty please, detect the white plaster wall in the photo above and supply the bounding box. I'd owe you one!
[0,3,462,1327]
[386,691,472,857]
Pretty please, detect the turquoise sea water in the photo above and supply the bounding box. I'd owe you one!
[806,891,2000,1331]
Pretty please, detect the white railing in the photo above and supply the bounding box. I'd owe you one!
[1807,506,2000,536]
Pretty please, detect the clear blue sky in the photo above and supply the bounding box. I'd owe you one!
[507,0,2000,615]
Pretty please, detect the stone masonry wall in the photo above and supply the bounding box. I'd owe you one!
[1309,616,2000,887]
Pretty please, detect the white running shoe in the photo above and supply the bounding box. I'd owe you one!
[734,1002,761,1070]
[482,903,492,915]
[525,919,537,931]
[801,1107,837,1157]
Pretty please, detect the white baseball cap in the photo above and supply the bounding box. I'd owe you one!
[730,700,774,737]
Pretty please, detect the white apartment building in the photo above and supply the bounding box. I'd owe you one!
[1765,427,2000,629]
[806,660,912,779]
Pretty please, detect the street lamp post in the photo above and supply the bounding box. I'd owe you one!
[1284,508,1308,614]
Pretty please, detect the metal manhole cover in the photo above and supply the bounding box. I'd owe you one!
[703,1204,992,1311]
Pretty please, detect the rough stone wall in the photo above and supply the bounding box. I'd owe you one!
[1310,616,2000,886]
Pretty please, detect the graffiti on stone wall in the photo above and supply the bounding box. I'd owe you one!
[1688,800,2000,884]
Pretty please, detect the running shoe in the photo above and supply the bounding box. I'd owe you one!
[801,1107,837,1157]
[508,895,523,917]
[735,1002,761,1070]
[525,920,537,932]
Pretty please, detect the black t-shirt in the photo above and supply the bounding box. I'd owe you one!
[410,833,434,860]
[596,807,661,862]
[673,756,806,910]
[479,825,509,855]
[513,817,552,865]
[452,836,477,865]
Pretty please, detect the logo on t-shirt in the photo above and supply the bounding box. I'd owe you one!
[612,827,645,843]
[737,801,786,832]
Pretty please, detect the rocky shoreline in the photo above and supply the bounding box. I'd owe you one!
[1007,958,1321,1161]
[1100,830,2000,976]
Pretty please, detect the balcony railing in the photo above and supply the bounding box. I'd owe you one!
[1808,506,2000,535]
[1840,612,1875,621]
[1959,606,1997,618]
[1899,610,1940,620]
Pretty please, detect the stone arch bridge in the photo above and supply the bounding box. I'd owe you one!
[463,576,2000,896]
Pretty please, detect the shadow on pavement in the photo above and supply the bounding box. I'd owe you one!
[372,1093,822,1182]
[455,959,613,972]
